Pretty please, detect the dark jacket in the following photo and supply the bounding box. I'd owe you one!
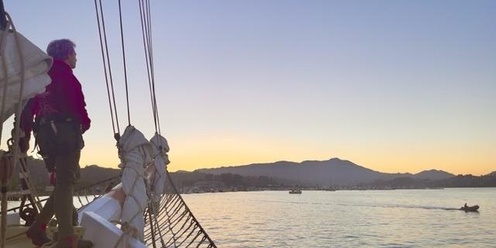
[20,59,91,139]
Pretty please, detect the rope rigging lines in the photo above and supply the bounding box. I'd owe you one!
[0,1,219,247]
[138,0,161,135]
[0,11,50,248]
[94,0,122,139]
[94,0,162,139]
[90,1,217,247]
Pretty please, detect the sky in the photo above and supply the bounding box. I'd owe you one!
[2,0,495,176]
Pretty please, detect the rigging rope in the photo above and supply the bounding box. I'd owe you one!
[90,1,217,247]
[17,157,42,212]
[94,0,163,138]
[117,0,132,126]
[0,11,26,149]
[6,171,218,248]
[94,0,121,139]
[0,12,27,248]
[138,0,161,135]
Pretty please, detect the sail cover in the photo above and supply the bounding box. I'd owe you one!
[0,29,52,123]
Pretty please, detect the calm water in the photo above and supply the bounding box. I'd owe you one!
[182,188,496,248]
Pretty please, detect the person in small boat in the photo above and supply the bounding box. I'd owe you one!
[19,39,93,248]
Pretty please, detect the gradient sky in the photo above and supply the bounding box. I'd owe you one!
[2,0,495,176]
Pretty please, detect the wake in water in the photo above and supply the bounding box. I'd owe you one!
[412,204,480,212]
[347,203,480,212]
[414,205,479,212]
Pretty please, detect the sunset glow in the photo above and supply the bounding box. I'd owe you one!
[3,0,495,176]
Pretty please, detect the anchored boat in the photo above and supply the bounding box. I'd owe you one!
[289,189,302,194]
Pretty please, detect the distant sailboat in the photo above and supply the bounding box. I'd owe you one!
[289,165,302,194]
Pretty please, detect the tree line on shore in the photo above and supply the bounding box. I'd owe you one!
[168,171,496,191]
[11,157,496,193]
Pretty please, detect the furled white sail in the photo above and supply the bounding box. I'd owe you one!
[148,133,170,212]
[78,129,170,245]
[117,125,153,241]
[0,29,52,123]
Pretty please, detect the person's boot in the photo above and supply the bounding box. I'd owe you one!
[49,234,93,248]
[26,221,52,246]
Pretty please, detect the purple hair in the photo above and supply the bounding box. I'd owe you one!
[46,39,76,60]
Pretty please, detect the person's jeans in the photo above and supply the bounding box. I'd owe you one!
[35,120,83,239]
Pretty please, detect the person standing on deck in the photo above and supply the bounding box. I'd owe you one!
[19,39,93,248]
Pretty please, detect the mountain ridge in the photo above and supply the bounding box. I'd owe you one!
[196,157,456,186]
[18,156,494,189]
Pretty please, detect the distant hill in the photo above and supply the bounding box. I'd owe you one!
[19,156,491,189]
[13,157,120,191]
[80,164,121,185]
[414,169,454,180]
[196,158,455,186]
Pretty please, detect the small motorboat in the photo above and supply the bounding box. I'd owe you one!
[289,189,302,194]
[460,204,479,212]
